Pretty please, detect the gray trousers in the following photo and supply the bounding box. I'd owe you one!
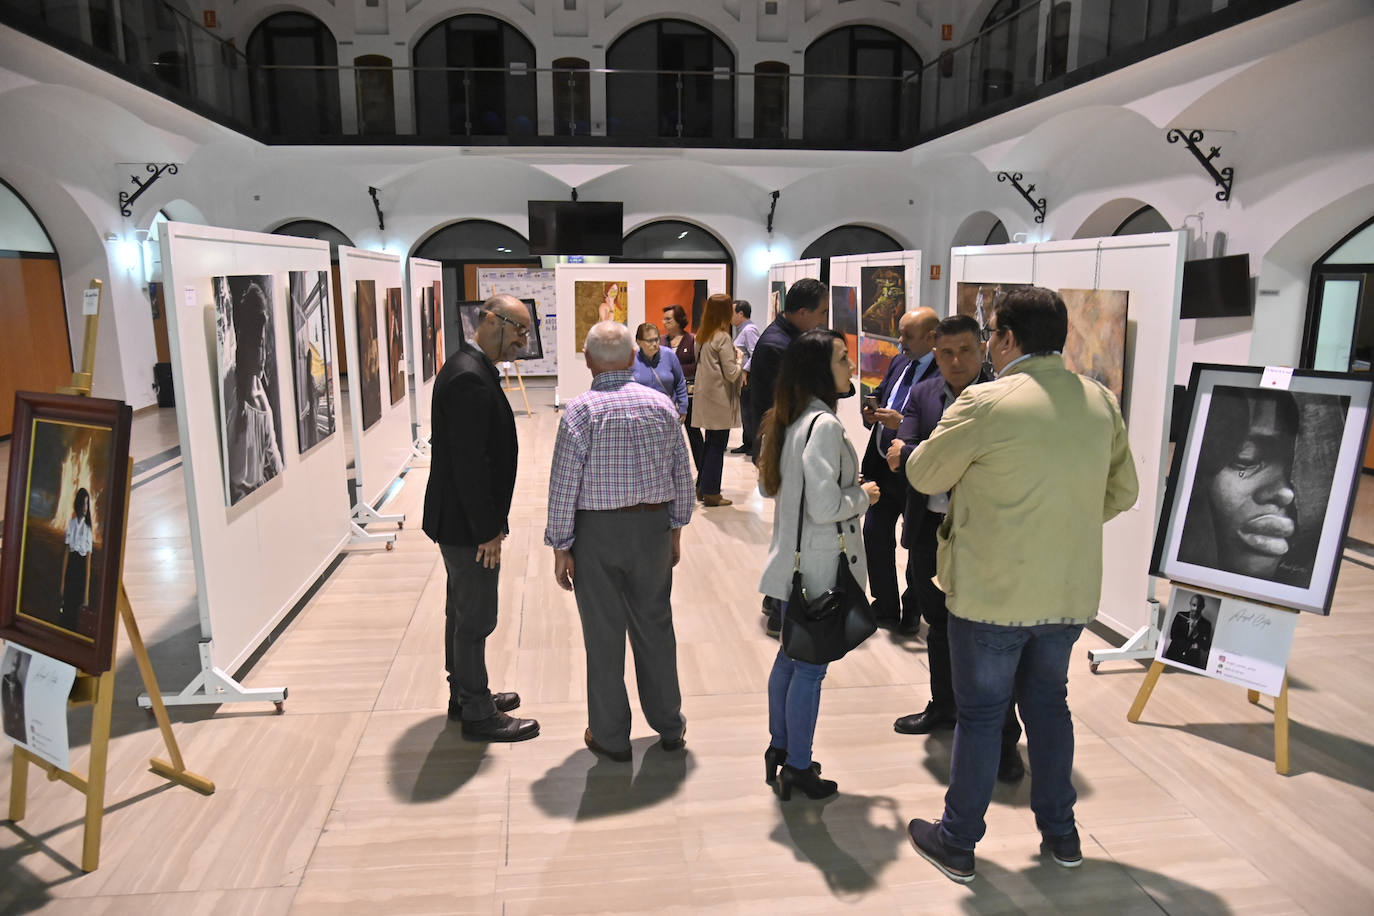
[439,543,498,721]
[571,507,685,753]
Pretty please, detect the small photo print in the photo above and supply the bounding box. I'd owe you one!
[1159,589,1220,672]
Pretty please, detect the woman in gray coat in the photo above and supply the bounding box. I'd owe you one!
[758,328,879,800]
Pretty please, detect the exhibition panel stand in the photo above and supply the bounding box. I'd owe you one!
[5,285,213,871]
[829,250,922,443]
[765,258,822,323]
[478,267,558,377]
[948,231,1186,647]
[406,256,443,457]
[156,223,354,707]
[553,262,729,406]
[337,246,411,544]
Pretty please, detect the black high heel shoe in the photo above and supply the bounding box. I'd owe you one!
[764,746,824,784]
[777,763,838,801]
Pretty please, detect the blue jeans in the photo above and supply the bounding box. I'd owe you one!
[939,615,1084,851]
[766,604,828,769]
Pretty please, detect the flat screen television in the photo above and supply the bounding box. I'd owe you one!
[528,201,623,255]
[1180,253,1252,319]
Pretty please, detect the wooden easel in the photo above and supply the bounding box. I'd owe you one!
[501,359,533,417]
[1126,580,1292,775]
[7,279,215,872]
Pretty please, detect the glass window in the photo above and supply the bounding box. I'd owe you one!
[753,61,789,139]
[606,19,735,140]
[975,0,1037,106]
[412,15,536,137]
[354,54,395,135]
[801,225,902,260]
[984,220,1010,246]
[804,26,920,145]
[552,57,591,136]
[247,13,342,138]
[0,179,57,253]
[1303,216,1374,375]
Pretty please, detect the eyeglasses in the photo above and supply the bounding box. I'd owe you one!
[484,310,531,338]
[981,323,1002,342]
[638,337,660,344]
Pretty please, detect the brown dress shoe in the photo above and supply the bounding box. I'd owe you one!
[584,728,632,762]
[702,494,733,507]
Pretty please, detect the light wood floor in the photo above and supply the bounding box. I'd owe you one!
[3,385,1374,915]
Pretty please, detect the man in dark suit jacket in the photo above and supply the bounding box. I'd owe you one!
[860,307,939,632]
[1163,593,1214,669]
[424,294,539,743]
[884,314,1024,782]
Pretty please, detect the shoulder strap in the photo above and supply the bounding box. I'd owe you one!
[793,414,825,566]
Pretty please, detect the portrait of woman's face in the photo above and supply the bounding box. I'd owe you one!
[1207,393,1298,578]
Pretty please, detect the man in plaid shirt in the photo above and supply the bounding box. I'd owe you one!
[545,321,695,762]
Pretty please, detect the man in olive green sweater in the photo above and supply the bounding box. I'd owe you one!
[902,287,1138,884]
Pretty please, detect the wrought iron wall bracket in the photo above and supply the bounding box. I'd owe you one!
[368,186,385,232]
[996,172,1046,224]
[118,163,178,217]
[1166,128,1234,202]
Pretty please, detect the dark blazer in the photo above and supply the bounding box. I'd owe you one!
[860,352,938,496]
[747,314,802,436]
[422,339,517,547]
[894,369,992,532]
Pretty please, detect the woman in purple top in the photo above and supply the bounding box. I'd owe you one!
[631,322,688,417]
[663,304,703,475]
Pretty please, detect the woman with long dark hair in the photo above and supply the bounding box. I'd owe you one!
[57,487,94,631]
[692,293,743,507]
[758,328,879,800]
[663,304,703,474]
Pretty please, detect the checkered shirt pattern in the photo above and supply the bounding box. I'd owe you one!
[543,370,695,550]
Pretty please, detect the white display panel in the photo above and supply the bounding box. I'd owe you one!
[553,262,729,405]
[829,250,922,443]
[338,246,413,511]
[407,257,443,443]
[948,231,1186,638]
[478,266,558,376]
[160,222,352,675]
[765,259,822,322]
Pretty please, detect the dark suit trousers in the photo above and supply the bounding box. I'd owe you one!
[440,543,500,721]
[910,509,1022,749]
[571,507,686,752]
[739,384,756,448]
[863,479,912,623]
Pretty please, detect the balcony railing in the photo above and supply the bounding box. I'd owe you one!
[0,0,1296,149]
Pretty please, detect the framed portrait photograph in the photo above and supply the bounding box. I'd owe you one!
[1152,364,1374,614]
[214,275,286,505]
[287,270,335,453]
[1156,586,1299,696]
[0,392,133,673]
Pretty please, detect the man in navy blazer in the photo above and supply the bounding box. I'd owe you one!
[860,307,939,631]
[424,294,540,743]
[885,314,1024,782]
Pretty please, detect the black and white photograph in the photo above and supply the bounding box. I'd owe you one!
[420,284,437,382]
[386,286,406,405]
[287,270,335,453]
[213,275,286,506]
[1160,590,1219,671]
[1153,365,1373,614]
[355,279,383,431]
[1,644,28,744]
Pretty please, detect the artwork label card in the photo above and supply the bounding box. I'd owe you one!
[2,642,77,772]
[1156,587,1299,695]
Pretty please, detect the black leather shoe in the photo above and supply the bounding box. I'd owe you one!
[764,746,823,784]
[730,444,750,454]
[448,691,521,720]
[660,722,687,752]
[908,818,975,884]
[777,763,837,801]
[1041,827,1083,867]
[765,613,782,638]
[461,711,539,742]
[997,747,1026,783]
[874,616,900,632]
[894,705,956,735]
[584,728,632,762]
[898,618,921,638]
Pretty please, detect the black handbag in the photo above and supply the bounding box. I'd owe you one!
[780,417,877,665]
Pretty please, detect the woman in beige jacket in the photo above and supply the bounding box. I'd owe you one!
[692,293,743,506]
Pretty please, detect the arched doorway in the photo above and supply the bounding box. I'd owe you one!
[1114,205,1170,236]
[412,15,536,137]
[247,12,342,138]
[606,19,735,140]
[413,220,539,326]
[0,178,70,436]
[619,219,734,298]
[273,219,356,373]
[801,224,903,260]
[1302,215,1374,376]
[354,54,395,135]
[804,26,920,144]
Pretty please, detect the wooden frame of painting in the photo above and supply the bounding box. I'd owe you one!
[0,392,132,673]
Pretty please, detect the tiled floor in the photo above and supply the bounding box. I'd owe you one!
[3,384,1374,914]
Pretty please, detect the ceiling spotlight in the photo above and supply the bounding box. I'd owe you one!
[677,231,689,239]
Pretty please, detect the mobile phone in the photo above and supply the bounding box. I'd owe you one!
[863,396,878,411]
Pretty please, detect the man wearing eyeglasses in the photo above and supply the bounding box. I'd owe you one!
[900,287,1137,884]
[423,293,540,743]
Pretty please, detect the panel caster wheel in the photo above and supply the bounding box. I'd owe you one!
[385,540,394,551]
[1089,661,1100,674]
[397,520,404,530]
[274,700,285,714]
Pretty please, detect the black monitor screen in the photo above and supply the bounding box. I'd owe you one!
[1180,253,1252,319]
[528,201,623,256]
